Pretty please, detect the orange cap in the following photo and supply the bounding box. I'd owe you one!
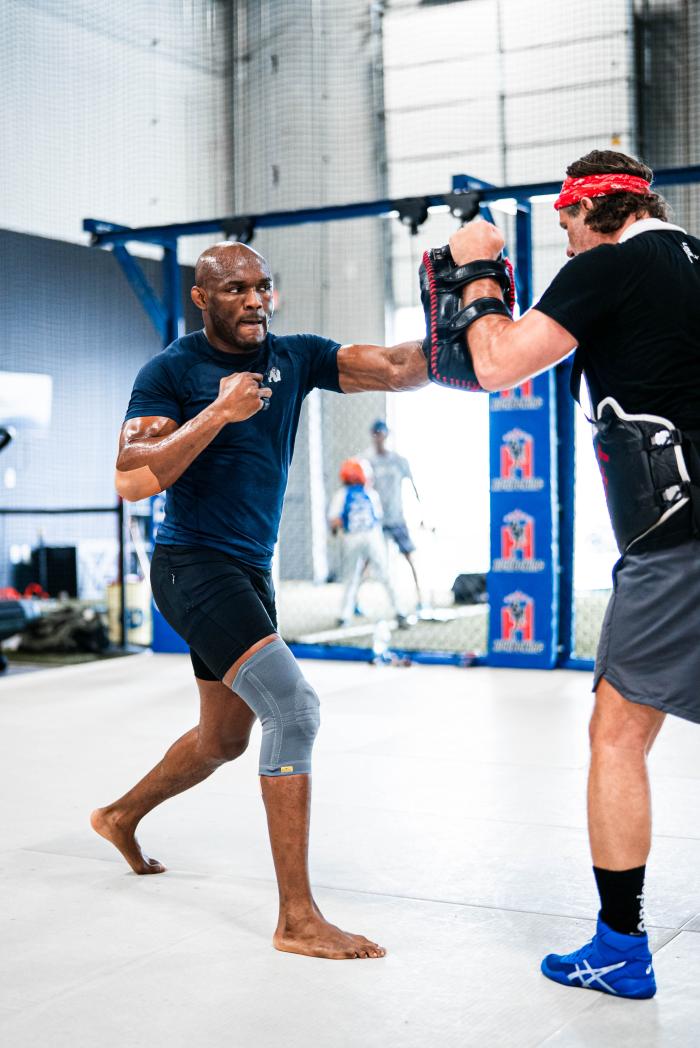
[339,458,367,486]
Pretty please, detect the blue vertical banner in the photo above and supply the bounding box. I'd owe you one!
[487,372,560,668]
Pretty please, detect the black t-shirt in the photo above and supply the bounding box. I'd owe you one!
[536,222,700,550]
[535,223,700,429]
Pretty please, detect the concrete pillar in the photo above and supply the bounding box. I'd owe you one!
[231,0,389,581]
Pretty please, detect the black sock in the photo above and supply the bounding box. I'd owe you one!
[593,865,647,936]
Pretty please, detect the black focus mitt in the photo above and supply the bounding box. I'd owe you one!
[419,246,515,390]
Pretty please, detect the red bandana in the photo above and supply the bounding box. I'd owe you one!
[554,173,651,210]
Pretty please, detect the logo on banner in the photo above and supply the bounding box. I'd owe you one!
[492,428,545,491]
[492,509,545,573]
[490,381,544,412]
[493,590,545,655]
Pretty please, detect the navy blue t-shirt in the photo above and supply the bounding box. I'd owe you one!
[124,330,342,568]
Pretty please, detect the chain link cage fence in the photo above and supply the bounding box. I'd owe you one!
[2,0,699,666]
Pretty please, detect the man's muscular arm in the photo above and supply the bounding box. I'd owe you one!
[116,412,224,501]
[337,341,428,394]
[115,371,271,501]
[448,222,577,391]
[457,300,576,391]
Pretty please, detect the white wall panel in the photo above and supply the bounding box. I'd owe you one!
[384,0,498,67]
[384,0,634,189]
[505,84,632,147]
[503,35,630,95]
[387,149,505,197]
[500,0,629,50]
[386,97,502,160]
[384,0,635,308]
[504,135,636,184]
[2,0,232,264]
[385,54,504,110]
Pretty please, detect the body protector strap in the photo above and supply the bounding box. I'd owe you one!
[419,246,515,390]
[572,360,700,552]
[594,397,692,553]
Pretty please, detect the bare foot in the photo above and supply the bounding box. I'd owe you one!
[90,807,166,875]
[273,912,386,959]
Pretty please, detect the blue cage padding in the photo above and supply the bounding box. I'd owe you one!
[487,372,559,668]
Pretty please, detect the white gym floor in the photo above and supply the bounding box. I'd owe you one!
[2,655,699,1047]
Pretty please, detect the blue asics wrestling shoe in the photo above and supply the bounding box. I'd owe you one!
[541,915,656,999]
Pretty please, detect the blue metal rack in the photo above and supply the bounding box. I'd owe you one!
[85,162,700,669]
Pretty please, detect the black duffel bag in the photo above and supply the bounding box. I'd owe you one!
[452,573,487,605]
[19,605,109,655]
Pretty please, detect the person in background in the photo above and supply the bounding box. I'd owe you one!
[365,420,426,610]
[328,458,406,629]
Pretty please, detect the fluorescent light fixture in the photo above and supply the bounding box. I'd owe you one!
[0,372,53,428]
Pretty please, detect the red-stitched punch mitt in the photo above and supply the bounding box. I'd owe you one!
[419,245,515,390]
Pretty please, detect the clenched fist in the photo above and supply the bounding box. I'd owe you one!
[449,220,505,266]
[214,371,271,423]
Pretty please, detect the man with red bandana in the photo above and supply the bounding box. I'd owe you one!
[444,150,700,999]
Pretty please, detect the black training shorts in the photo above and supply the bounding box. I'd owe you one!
[150,544,277,681]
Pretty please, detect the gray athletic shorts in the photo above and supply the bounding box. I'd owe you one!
[383,523,415,555]
[593,536,700,724]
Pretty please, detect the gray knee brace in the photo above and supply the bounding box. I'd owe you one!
[232,638,320,776]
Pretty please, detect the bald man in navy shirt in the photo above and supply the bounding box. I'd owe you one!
[92,242,428,960]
